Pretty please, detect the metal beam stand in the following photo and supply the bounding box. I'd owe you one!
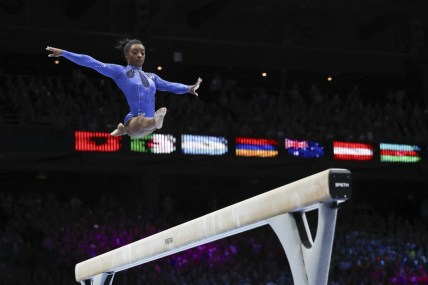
[81,272,114,285]
[268,202,339,285]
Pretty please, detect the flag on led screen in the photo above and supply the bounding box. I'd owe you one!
[75,131,121,152]
[131,134,176,154]
[236,137,278,157]
[380,143,421,163]
[333,141,373,161]
[285,138,324,158]
[181,135,228,155]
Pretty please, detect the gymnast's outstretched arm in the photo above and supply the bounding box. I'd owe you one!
[152,74,202,96]
[46,46,122,79]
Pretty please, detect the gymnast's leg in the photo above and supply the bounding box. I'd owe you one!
[110,107,167,138]
[110,117,153,137]
[125,115,156,137]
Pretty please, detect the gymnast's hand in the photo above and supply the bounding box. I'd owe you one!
[46,46,63,57]
[189,77,202,96]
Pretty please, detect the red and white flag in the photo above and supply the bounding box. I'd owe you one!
[333,141,373,161]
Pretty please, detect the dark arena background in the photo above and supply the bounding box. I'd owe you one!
[1,0,428,284]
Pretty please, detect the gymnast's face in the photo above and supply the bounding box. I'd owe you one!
[126,44,145,67]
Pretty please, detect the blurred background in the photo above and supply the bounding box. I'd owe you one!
[1,0,428,284]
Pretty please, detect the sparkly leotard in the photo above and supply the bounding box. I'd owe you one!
[61,50,189,124]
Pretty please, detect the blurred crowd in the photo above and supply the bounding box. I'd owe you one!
[1,176,427,285]
[331,206,428,284]
[1,71,428,141]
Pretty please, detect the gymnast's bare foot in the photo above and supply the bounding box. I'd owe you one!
[110,123,126,136]
[154,107,167,129]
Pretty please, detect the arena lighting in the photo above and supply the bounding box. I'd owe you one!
[333,141,373,161]
[236,137,278,157]
[261,72,267,77]
[156,66,162,71]
[327,76,333,82]
[75,131,122,152]
[54,60,60,65]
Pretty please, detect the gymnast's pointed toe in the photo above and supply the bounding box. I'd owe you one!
[110,123,126,136]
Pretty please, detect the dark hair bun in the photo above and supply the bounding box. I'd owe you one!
[116,38,143,53]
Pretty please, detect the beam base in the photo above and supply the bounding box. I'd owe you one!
[268,202,340,285]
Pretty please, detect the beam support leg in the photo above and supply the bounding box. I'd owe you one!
[268,202,339,285]
[80,272,115,285]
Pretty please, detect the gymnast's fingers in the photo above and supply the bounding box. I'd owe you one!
[194,77,202,90]
[46,46,61,57]
[46,46,54,57]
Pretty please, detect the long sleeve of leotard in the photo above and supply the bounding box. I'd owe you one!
[152,73,189,94]
[61,50,122,79]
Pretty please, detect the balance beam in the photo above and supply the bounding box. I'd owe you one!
[75,168,351,285]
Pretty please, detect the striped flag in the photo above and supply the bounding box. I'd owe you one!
[380,143,421,163]
[236,137,278,158]
[131,134,176,154]
[285,138,324,158]
[182,135,228,155]
[333,141,373,161]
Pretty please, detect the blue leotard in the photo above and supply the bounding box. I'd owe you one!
[61,50,189,124]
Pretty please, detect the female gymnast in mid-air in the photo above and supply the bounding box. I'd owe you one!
[46,39,202,138]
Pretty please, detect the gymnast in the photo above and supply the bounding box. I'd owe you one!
[46,39,202,138]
